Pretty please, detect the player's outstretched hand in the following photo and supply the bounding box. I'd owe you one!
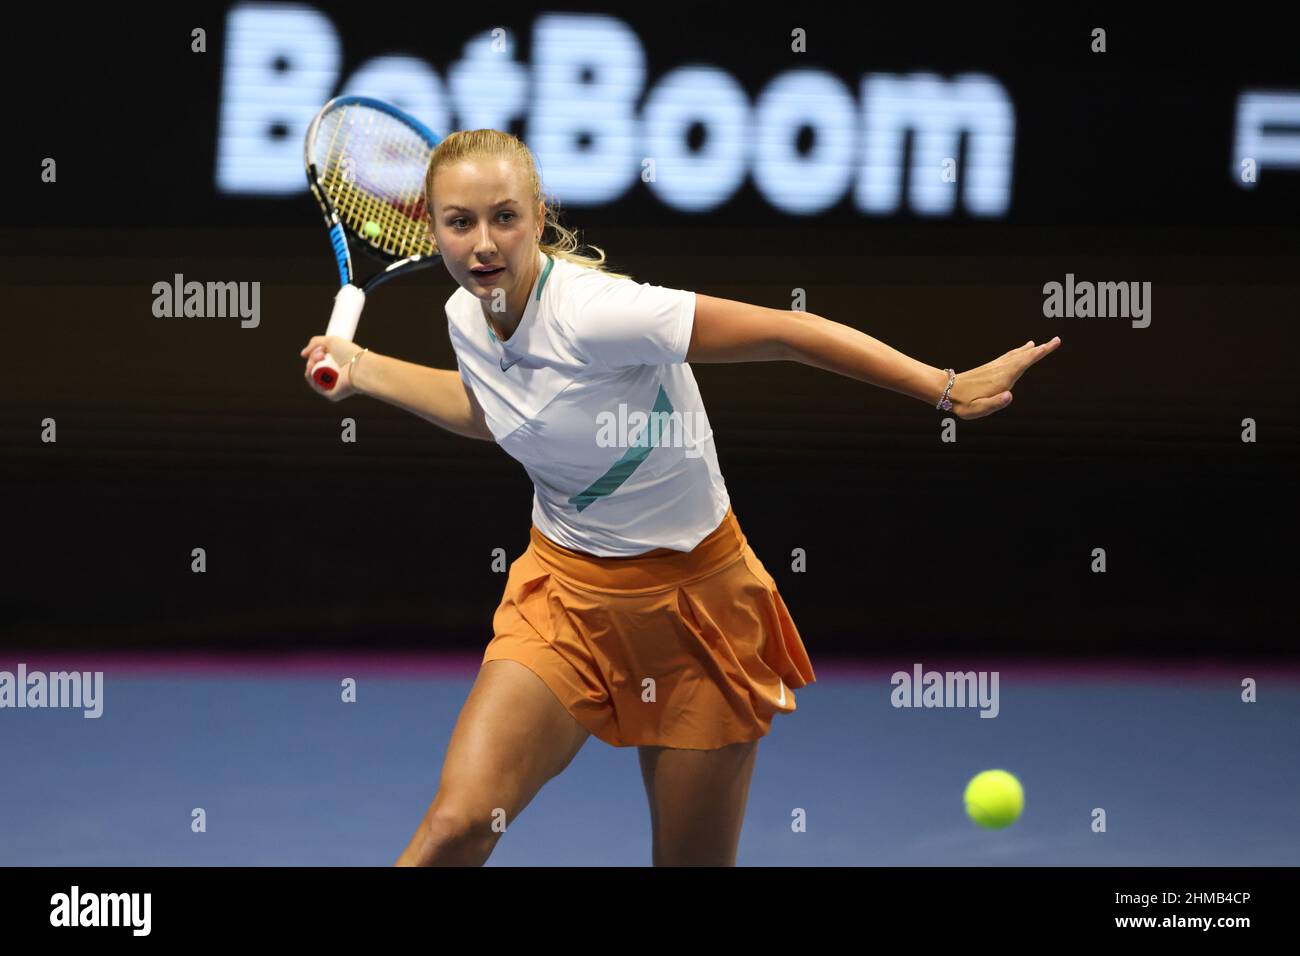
[949,336,1061,420]
[300,335,363,401]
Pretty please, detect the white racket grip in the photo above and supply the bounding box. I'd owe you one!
[312,284,366,390]
[325,284,366,341]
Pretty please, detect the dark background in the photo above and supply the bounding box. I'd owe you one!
[3,2,1295,657]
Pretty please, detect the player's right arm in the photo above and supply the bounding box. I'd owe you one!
[352,351,494,441]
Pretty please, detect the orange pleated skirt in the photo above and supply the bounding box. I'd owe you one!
[481,505,816,750]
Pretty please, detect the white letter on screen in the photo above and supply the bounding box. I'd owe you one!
[642,66,751,213]
[753,69,857,215]
[1233,90,1300,189]
[448,29,528,131]
[340,55,450,138]
[856,71,1014,217]
[215,3,340,194]
[528,14,644,204]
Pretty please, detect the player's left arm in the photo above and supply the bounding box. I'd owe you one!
[685,293,1061,421]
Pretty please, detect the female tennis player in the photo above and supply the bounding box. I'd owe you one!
[299,129,1061,866]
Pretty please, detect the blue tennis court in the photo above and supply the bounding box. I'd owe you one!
[2,655,1295,866]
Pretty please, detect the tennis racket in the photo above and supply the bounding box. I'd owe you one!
[304,95,443,389]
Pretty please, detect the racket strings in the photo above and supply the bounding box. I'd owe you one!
[312,104,436,261]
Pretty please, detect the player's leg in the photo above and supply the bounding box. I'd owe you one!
[395,659,591,866]
[636,740,759,866]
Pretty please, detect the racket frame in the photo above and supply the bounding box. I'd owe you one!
[303,95,443,388]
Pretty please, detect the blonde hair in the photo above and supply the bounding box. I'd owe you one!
[424,129,632,281]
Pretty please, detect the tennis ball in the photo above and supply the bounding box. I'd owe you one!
[963,769,1024,829]
[363,220,381,239]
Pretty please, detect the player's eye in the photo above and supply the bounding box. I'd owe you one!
[448,212,512,227]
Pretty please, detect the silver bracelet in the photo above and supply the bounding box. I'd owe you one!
[349,347,370,390]
[936,368,956,411]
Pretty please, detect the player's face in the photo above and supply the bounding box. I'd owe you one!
[429,157,545,311]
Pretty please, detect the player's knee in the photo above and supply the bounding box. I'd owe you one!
[414,805,501,866]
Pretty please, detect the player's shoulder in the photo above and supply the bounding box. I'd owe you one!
[551,254,634,289]
[545,256,636,319]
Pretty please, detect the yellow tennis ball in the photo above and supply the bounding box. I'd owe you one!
[964,770,1024,829]
[363,220,381,239]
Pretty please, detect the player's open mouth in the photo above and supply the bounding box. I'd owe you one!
[472,266,505,282]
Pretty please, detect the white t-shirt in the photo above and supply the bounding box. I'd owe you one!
[445,249,731,556]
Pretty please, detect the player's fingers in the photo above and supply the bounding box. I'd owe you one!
[1025,336,1061,365]
[1011,337,1058,375]
[998,340,1033,363]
